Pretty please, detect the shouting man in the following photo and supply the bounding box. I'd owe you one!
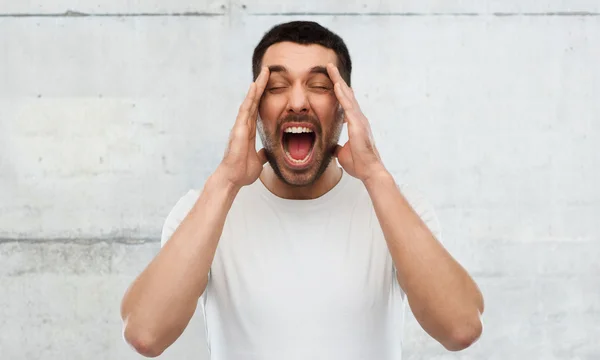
[121,21,484,359]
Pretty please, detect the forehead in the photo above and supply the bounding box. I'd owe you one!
[262,41,338,75]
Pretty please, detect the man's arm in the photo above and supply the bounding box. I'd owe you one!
[120,171,239,357]
[365,172,484,351]
[326,62,484,351]
[120,67,270,357]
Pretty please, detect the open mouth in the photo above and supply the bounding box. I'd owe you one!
[281,125,317,168]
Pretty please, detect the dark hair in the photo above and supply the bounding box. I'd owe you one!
[252,21,352,86]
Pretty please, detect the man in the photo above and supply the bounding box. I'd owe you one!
[120,21,484,359]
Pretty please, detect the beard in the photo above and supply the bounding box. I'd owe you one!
[257,109,344,187]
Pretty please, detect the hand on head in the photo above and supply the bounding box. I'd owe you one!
[326,63,387,183]
[217,67,270,189]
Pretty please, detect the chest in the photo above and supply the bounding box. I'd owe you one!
[209,207,395,323]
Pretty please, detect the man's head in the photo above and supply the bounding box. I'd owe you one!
[252,21,352,187]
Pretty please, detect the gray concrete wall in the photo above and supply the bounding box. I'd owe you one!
[1,1,599,359]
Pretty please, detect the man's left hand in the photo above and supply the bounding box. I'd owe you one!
[327,63,388,183]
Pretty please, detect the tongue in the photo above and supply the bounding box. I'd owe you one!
[287,133,313,160]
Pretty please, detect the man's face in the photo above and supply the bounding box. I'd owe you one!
[257,41,344,186]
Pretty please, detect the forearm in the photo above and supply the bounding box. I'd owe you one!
[365,172,484,350]
[121,169,239,356]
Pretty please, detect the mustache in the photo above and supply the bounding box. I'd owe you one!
[277,114,322,136]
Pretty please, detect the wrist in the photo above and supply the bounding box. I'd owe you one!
[209,167,242,196]
[363,166,394,191]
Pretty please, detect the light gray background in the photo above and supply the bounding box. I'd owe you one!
[1,0,599,359]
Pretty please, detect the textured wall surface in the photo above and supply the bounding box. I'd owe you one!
[1,1,599,359]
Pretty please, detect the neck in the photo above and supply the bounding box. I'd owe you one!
[259,161,343,200]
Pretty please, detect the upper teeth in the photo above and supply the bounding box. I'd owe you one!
[284,127,313,134]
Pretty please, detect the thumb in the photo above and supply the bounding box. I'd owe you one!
[257,148,268,165]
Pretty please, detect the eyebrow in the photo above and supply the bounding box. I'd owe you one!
[267,65,331,80]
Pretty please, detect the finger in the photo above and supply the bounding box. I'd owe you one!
[329,69,370,132]
[327,63,358,107]
[247,67,270,124]
[326,63,346,87]
[334,82,356,117]
[235,82,257,127]
[328,63,359,109]
[257,148,268,165]
[254,66,270,102]
[334,83,363,128]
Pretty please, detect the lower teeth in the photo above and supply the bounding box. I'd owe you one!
[285,150,310,163]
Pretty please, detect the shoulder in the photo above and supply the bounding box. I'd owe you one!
[160,189,201,247]
[397,183,435,214]
[359,176,442,242]
[159,181,261,247]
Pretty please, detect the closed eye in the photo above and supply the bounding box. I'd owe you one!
[267,87,287,93]
[310,85,332,91]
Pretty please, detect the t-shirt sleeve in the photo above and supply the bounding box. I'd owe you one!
[160,190,201,248]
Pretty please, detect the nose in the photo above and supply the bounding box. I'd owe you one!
[286,83,309,115]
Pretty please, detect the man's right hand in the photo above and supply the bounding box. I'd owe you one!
[121,67,271,358]
[216,66,270,189]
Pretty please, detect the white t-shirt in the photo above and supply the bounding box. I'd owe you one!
[161,168,442,360]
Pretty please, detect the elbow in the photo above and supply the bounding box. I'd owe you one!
[443,314,483,352]
[122,321,165,358]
